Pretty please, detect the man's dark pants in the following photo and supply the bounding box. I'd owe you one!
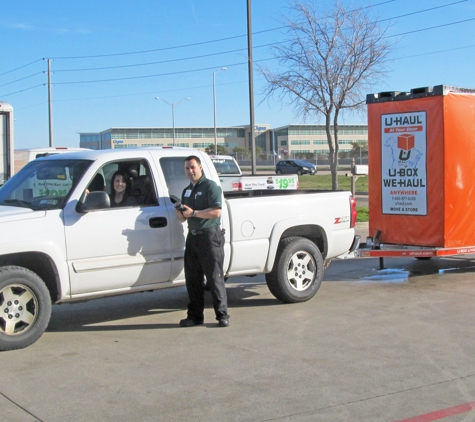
[184,227,228,321]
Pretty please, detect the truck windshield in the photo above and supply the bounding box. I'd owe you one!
[0,159,92,210]
[211,158,241,175]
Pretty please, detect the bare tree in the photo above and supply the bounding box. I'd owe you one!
[260,0,393,190]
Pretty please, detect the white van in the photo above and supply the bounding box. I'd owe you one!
[14,147,91,175]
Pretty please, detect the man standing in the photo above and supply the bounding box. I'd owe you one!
[175,155,230,328]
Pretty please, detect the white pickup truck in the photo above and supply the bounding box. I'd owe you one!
[210,155,298,191]
[0,148,357,351]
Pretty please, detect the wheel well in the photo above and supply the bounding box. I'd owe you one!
[0,253,60,302]
[280,225,327,258]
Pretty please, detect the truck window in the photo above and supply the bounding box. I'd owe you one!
[0,159,91,210]
[159,157,190,199]
[96,159,158,207]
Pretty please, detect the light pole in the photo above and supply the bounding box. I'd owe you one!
[155,97,190,146]
[213,67,227,155]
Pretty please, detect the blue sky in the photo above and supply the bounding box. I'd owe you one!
[2,0,475,149]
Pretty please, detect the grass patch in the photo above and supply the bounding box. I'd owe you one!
[356,206,369,222]
[298,174,368,192]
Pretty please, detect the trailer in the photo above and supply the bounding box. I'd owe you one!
[340,230,475,270]
[340,85,475,267]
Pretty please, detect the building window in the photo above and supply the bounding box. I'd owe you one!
[193,142,214,148]
[291,140,310,145]
[114,143,137,148]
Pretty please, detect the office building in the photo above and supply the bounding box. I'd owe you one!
[79,123,367,160]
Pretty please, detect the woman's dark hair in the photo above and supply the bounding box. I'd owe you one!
[110,171,131,202]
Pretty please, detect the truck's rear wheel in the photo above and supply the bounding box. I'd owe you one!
[265,237,323,303]
[0,266,52,351]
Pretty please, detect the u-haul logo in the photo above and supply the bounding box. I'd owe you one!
[381,111,427,216]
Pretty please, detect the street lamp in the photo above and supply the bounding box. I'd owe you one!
[155,96,190,146]
[213,67,227,154]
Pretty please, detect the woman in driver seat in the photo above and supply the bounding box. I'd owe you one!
[109,171,137,208]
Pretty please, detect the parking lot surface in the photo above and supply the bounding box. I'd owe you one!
[3,223,475,421]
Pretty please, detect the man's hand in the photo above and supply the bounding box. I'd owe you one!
[175,204,193,222]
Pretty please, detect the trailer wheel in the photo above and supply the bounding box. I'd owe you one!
[0,266,52,351]
[265,237,323,303]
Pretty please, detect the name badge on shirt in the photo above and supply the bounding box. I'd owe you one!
[184,189,192,198]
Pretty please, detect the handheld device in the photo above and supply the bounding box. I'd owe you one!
[174,202,186,212]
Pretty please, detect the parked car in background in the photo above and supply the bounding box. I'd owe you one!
[275,159,317,175]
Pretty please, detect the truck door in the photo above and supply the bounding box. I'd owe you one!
[63,158,173,296]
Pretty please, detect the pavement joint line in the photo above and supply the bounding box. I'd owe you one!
[0,391,44,421]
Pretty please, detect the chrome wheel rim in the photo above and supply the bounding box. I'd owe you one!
[286,251,316,291]
[0,284,38,336]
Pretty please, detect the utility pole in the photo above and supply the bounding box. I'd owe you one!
[247,0,257,175]
[155,97,190,146]
[213,67,227,155]
[45,59,54,147]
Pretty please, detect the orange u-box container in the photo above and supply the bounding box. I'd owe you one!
[367,85,475,248]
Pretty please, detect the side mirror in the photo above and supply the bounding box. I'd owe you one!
[76,191,110,213]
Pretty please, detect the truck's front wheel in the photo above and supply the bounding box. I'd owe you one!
[0,266,52,351]
[266,237,323,303]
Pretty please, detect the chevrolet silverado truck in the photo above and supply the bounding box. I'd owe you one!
[0,148,356,351]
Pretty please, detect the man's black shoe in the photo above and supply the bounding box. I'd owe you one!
[218,318,230,327]
[179,318,204,327]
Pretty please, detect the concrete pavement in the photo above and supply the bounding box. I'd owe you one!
[3,225,475,421]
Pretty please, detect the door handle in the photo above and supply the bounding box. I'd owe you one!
[149,217,168,228]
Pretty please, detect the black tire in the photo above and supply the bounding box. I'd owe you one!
[0,266,52,351]
[276,169,282,175]
[265,237,324,303]
[297,170,302,176]
[416,257,432,260]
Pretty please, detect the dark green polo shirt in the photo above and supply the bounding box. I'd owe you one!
[181,175,222,231]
